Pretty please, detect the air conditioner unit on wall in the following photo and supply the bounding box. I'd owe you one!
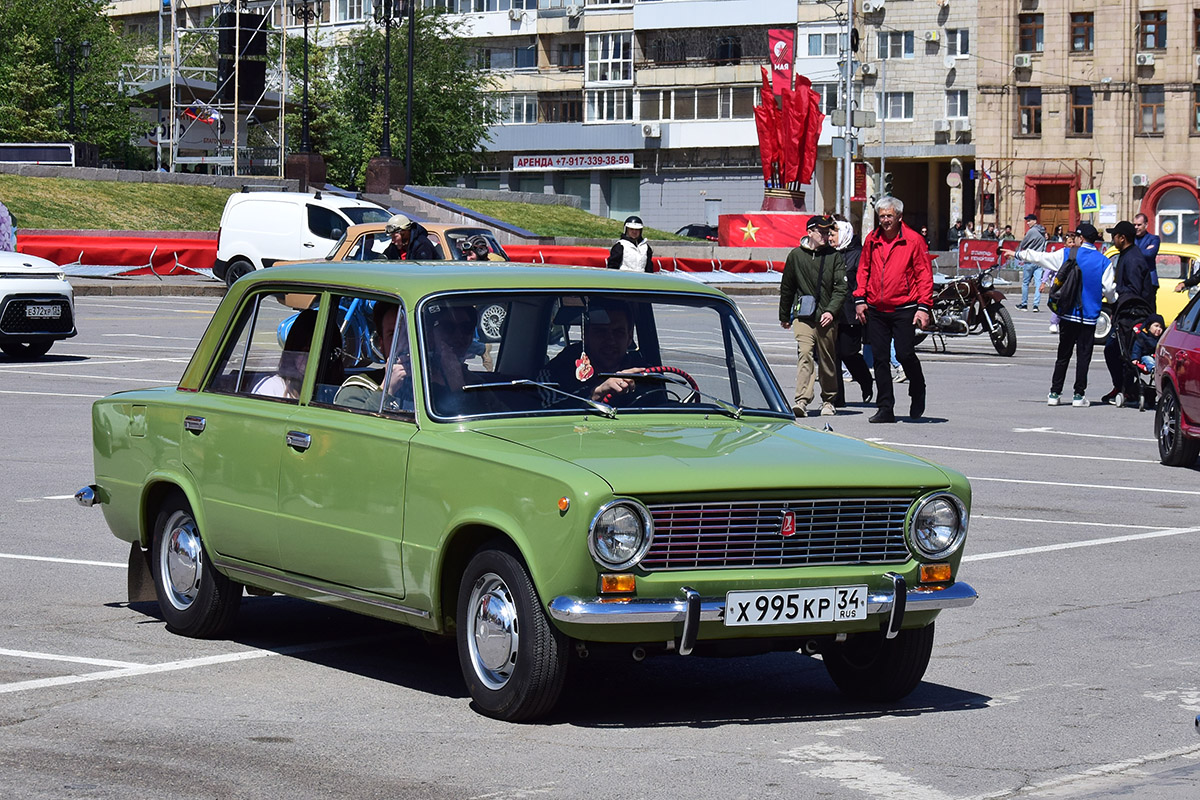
[1014,54,1033,68]
[954,119,971,132]
[641,122,661,139]
[566,3,583,18]
[933,119,951,132]
[1136,53,1156,66]
[508,8,522,21]
[861,63,878,76]
[1132,173,1149,187]
[924,30,939,42]
[862,0,885,13]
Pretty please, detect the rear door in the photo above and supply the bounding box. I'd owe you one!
[1173,297,1200,424]
[304,204,348,260]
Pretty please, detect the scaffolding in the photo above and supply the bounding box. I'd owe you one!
[125,1,289,176]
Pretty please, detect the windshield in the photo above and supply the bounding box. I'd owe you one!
[341,207,391,225]
[417,290,789,420]
[442,229,509,261]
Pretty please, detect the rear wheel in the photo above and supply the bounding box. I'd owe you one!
[1094,307,1112,342]
[151,492,242,637]
[822,622,935,701]
[456,545,567,721]
[225,259,255,287]
[989,305,1017,356]
[1156,385,1200,466]
[1,341,53,359]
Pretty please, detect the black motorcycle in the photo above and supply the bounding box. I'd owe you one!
[914,265,1017,356]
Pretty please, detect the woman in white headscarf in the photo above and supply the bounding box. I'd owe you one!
[833,216,873,406]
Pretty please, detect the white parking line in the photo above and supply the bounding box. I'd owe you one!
[0,648,144,669]
[968,475,1200,496]
[870,440,1158,464]
[0,634,390,695]
[973,514,1162,530]
[0,369,180,382]
[0,553,123,568]
[0,389,104,399]
[963,525,1200,562]
[1012,426,1156,443]
[779,742,958,800]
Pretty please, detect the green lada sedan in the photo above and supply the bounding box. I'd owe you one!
[79,262,976,721]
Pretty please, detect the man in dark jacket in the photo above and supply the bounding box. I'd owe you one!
[854,196,933,423]
[832,217,872,406]
[383,214,437,261]
[1102,220,1156,404]
[779,214,847,417]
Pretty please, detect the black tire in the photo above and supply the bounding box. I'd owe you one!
[1094,307,1112,342]
[989,305,1017,356]
[1,341,53,359]
[456,545,568,721]
[225,259,255,288]
[822,622,935,701]
[1156,385,1200,467]
[151,491,242,638]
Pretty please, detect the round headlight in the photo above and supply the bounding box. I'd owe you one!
[911,493,967,558]
[589,501,653,570]
[979,271,994,290]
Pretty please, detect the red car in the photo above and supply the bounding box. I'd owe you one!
[1154,291,1200,466]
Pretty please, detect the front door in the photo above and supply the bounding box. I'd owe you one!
[1036,184,1071,238]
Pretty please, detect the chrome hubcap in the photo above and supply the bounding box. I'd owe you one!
[161,513,203,611]
[467,572,519,690]
[1160,395,1177,451]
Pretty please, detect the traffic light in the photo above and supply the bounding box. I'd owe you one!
[881,172,894,196]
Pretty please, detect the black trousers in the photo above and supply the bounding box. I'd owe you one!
[1051,319,1096,396]
[866,307,924,413]
[834,322,873,405]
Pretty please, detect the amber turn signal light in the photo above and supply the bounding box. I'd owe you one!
[558,497,570,512]
[599,573,636,594]
[920,563,953,584]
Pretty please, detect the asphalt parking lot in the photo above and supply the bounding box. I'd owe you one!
[1,292,1198,799]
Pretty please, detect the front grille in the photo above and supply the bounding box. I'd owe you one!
[641,497,913,571]
[0,296,75,336]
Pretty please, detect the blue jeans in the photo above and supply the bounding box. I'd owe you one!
[1021,262,1042,307]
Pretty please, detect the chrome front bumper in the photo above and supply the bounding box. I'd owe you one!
[548,576,977,654]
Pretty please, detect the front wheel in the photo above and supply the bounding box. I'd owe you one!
[989,305,1017,356]
[1156,385,1200,466]
[456,545,568,721]
[822,622,935,701]
[225,259,255,288]
[151,491,242,637]
[1,341,53,359]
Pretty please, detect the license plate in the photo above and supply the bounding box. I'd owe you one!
[724,586,868,627]
[25,305,61,319]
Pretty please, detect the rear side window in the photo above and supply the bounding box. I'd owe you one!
[307,205,347,240]
[1180,294,1200,334]
[208,292,315,403]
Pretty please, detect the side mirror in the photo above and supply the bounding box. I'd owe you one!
[329,228,344,241]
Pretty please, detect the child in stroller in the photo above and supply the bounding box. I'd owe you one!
[1111,298,1158,411]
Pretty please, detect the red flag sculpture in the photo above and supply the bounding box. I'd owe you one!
[755,68,823,190]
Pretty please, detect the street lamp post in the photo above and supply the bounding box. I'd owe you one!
[373,0,405,160]
[289,0,323,154]
[53,38,91,138]
[405,0,415,181]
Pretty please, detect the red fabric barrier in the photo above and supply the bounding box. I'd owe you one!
[18,234,217,274]
[504,244,783,275]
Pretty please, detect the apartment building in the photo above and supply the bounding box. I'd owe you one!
[976,1,1200,244]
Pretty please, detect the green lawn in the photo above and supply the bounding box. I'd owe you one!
[451,198,687,240]
[0,175,233,231]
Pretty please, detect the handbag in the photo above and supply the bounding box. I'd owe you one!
[792,294,817,320]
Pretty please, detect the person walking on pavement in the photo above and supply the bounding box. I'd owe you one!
[1016,213,1047,311]
[607,215,654,272]
[779,215,847,417]
[1101,220,1156,404]
[832,217,873,407]
[1018,223,1110,407]
[854,197,933,423]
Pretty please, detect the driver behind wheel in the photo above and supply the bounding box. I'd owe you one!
[539,298,647,404]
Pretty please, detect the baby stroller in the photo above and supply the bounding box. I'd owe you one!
[1111,296,1156,412]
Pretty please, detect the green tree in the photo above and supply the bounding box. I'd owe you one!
[0,32,67,142]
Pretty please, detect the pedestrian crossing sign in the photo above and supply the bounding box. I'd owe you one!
[1078,190,1099,213]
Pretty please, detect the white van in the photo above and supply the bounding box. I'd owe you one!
[214,190,391,285]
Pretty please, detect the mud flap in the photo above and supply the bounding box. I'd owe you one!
[127,542,156,603]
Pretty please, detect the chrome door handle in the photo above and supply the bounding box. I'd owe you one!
[286,431,312,451]
[184,416,206,434]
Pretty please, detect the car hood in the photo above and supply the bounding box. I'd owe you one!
[473,418,955,496]
[0,251,62,274]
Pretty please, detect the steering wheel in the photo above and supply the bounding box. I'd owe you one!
[601,366,699,405]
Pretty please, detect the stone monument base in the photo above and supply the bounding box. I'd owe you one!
[365,157,408,194]
[285,152,327,192]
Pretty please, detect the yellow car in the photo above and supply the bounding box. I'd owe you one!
[325,222,508,263]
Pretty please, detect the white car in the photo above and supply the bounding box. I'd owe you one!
[0,251,77,359]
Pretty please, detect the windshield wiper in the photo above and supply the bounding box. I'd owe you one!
[463,379,617,419]
[594,371,745,419]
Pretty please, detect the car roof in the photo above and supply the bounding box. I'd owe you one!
[343,222,499,237]
[229,191,384,209]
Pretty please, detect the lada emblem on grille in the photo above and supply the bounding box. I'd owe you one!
[779,510,796,537]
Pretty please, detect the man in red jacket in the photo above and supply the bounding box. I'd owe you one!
[854,197,933,423]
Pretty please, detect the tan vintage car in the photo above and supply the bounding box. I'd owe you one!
[321,222,509,264]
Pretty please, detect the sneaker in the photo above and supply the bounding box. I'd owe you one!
[868,408,897,423]
[1072,394,1089,407]
[1049,323,1059,333]
[1032,306,1040,313]
[1101,389,1119,405]
[894,368,908,384]
[820,402,836,417]
[1047,392,1061,406]
[1015,303,1028,310]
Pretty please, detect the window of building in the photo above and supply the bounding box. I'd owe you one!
[492,93,538,124]
[1070,86,1093,135]
[877,31,914,60]
[337,0,365,20]
[1140,11,1167,50]
[715,36,743,65]
[946,90,968,119]
[1140,84,1165,133]
[946,29,970,57]
[479,42,537,71]
[638,86,756,121]
[1195,10,1200,49]
[1194,85,1200,132]
[807,33,838,57]
[1018,14,1044,53]
[557,42,583,68]
[1018,87,1042,135]
[587,32,633,83]
[814,83,839,115]
[876,92,914,121]
[1070,13,1094,52]
[539,93,583,122]
[585,88,633,122]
